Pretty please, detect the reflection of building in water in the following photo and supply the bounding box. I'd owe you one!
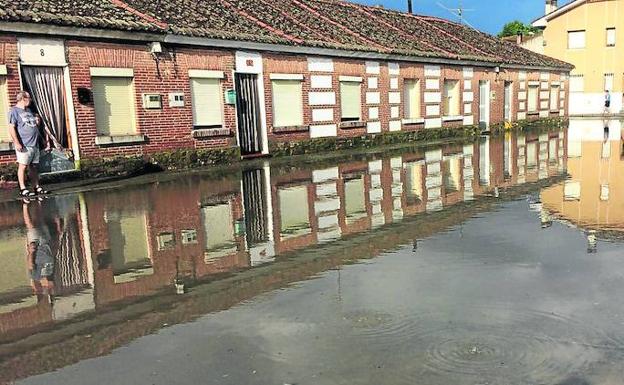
[542,120,624,246]
[243,167,275,266]
[0,128,568,343]
[0,195,91,336]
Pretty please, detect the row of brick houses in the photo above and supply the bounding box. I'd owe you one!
[0,0,573,169]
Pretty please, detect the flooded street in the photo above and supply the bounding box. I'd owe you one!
[2,121,624,384]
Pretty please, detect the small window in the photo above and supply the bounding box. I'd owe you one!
[272,79,303,127]
[550,85,560,111]
[607,28,616,47]
[92,76,137,136]
[570,74,584,92]
[568,30,586,49]
[0,76,9,142]
[443,80,460,116]
[190,78,223,128]
[340,81,361,121]
[527,85,539,112]
[604,73,614,91]
[403,79,421,119]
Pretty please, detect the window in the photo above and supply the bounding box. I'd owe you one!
[272,79,303,127]
[345,177,367,222]
[443,80,460,116]
[92,76,137,136]
[568,30,586,49]
[201,203,236,261]
[0,76,9,142]
[527,85,539,112]
[607,28,616,47]
[278,186,311,238]
[570,74,584,92]
[403,79,421,119]
[564,181,581,201]
[550,85,560,110]
[604,73,614,91]
[340,81,361,121]
[190,78,223,127]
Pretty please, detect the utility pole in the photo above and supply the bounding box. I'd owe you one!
[407,0,413,14]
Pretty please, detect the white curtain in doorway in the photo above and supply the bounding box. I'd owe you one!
[21,66,67,149]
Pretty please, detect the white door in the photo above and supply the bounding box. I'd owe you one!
[504,82,513,121]
[479,80,490,129]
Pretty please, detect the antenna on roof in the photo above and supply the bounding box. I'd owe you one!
[437,0,475,28]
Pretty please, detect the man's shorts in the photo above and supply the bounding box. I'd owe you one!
[15,146,40,165]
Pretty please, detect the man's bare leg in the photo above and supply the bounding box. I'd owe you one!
[17,163,28,190]
[29,165,39,189]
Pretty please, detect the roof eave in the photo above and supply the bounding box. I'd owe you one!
[0,21,573,72]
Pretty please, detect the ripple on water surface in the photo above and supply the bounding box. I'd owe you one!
[348,306,624,384]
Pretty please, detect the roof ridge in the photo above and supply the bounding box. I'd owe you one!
[340,2,454,58]
[218,0,304,44]
[108,0,168,30]
[291,0,390,52]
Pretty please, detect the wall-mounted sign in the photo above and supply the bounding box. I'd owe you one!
[18,38,66,66]
[224,89,236,105]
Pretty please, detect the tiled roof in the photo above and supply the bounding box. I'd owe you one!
[0,0,164,32]
[0,0,573,70]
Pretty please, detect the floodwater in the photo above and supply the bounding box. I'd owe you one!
[1,120,624,385]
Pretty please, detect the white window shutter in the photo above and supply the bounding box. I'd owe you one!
[190,78,223,127]
[0,77,10,142]
[340,81,361,120]
[272,80,303,127]
[570,75,584,92]
[568,31,586,49]
[403,79,421,119]
[92,77,137,136]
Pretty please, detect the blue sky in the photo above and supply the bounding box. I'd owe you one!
[353,0,574,35]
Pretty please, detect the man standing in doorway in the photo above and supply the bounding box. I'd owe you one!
[8,91,49,197]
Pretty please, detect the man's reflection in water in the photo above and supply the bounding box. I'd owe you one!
[23,201,57,301]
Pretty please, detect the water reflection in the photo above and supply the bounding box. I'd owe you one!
[0,126,574,381]
[541,119,624,250]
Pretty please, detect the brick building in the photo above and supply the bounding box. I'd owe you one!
[0,0,573,168]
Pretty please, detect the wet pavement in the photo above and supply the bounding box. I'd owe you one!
[1,120,624,384]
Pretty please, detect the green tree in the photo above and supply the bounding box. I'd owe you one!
[498,20,539,38]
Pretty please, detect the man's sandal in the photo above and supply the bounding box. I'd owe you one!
[34,186,49,195]
[20,189,35,197]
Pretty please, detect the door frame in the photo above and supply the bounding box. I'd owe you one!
[479,80,490,129]
[504,81,513,122]
[17,38,80,166]
[233,51,269,156]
